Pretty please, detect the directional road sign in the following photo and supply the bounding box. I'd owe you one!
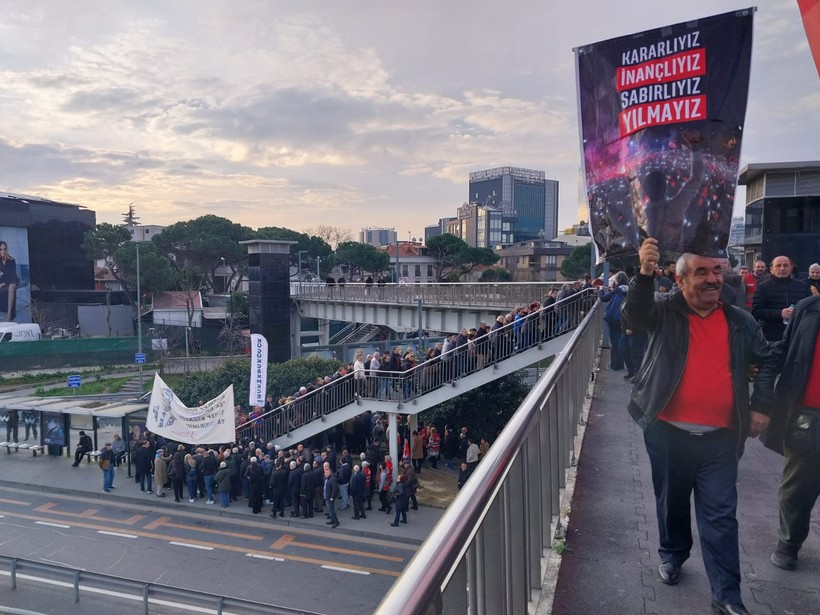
[135,353,146,364]
[67,375,82,388]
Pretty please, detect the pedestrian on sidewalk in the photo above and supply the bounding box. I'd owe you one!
[135,440,154,494]
[349,464,366,520]
[153,449,167,497]
[99,442,115,493]
[214,461,231,508]
[323,466,340,529]
[390,474,409,526]
[756,295,820,571]
[622,238,774,615]
[402,459,419,510]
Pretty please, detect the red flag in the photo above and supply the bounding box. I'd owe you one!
[798,0,820,77]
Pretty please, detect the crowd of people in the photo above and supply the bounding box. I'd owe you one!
[98,411,494,533]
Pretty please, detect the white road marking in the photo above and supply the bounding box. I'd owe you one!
[35,521,70,529]
[245,553,284,562]
[321,564,370,576]
[169,541,213,551]
[98,530,138,539]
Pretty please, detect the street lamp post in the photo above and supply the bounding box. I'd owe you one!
[136,242,143,394]
[298,250,308,282]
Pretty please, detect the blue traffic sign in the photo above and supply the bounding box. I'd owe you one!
[67,375,81,388]
[135,353,146,364]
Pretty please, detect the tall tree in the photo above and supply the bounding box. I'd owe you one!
[122,203,140,226]
[306,224,353,250]
[152,215,256,291]
[421,372,530,440]
[426,233,500,281]
[333,241,391,280]
[560,243,592,280]
[82,223,175,320]
[256,226,332,276]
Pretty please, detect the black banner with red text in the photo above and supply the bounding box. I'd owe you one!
[576,9,754,260]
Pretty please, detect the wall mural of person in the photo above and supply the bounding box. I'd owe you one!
[0,240,19,321]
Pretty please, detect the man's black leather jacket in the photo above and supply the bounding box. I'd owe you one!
[622,272,774,455]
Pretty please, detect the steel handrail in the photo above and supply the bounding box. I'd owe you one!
[373,298,601,614]
[235,289,596,442]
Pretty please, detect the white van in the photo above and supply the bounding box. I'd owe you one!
[0,323,42,343]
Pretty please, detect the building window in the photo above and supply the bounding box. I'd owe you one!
[427,265,433,277]
[414,265,421,277]
[402,265,408,277]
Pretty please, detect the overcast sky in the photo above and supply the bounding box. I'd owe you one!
[1,0,817,239]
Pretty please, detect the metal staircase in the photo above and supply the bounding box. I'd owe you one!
[237,290,597,449]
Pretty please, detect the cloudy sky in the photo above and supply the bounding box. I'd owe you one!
[0,0,817,239]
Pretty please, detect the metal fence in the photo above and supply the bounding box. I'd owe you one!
[0,555,320,615]
[373,298,601,615]
[0,337,152,371]
[236,289,596,446]
[292,281,566,309]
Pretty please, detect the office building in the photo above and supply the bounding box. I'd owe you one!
[738,161,820,275]
[360,227,397,248]
[0,193,95,324]
[468,166,559,246]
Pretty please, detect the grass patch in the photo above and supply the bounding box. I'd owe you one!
[416,465,459,509]
[36,376,135,397]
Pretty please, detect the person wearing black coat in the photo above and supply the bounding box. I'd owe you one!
[299,463,315,518]
[73,431,94,466]
[349,464,367,520]
[390,475,409,526]
[268,460,287,518]
[287,461,303,517]
[135,440,155,493]
[323,466,341,528]
[752,256,811,342]
[246,458,265,514]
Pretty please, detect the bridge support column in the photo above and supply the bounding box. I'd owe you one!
[318,319,330,346]
[388,412,399,485]
[290,307,302,358]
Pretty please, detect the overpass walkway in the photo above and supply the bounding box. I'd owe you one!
[549,353,818,615]
[238,289,595,450]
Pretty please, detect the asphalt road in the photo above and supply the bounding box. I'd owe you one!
[0,486,415,614]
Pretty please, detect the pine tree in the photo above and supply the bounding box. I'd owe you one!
[122,204,140,226]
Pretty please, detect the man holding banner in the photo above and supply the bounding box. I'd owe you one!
[578,9,764,615]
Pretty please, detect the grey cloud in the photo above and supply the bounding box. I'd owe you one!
[62,87,163,114]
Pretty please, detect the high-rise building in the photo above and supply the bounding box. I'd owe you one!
[468,166,559,245]
[360,227,397,248]
[738,161,820,275]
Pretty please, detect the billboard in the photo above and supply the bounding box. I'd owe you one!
[576,9,754,260]
[0,226,31,323]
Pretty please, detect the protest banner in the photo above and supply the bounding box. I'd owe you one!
[146,374,235,444]
[249,333,268,407]
[576,9,754,260]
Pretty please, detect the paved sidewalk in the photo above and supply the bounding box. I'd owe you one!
[551,352,820,615]
[0,449,443,545]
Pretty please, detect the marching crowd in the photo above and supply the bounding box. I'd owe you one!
[92,409,494,532]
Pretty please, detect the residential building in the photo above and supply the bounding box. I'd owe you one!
[383,242,438,283]
[128,224,165,242]
[738,161,820,274]
[494,239,576,282]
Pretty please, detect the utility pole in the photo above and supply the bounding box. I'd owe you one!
[136,242,143,394]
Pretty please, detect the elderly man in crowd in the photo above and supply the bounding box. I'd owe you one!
[752,255,810,342]
[623,238,773,615]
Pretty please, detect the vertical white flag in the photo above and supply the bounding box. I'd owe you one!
[249,333,268,407]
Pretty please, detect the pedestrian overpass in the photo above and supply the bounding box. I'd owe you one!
[239,286,594,474]
[289,282,561,350]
